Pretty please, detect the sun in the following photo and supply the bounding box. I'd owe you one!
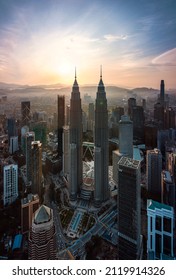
[58,62,72,75]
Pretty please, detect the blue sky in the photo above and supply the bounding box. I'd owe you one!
[0,0,176,88]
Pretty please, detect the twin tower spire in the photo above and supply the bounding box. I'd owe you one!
[69,66,109,206]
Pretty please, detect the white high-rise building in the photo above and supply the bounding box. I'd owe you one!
[3,164,18,206]
[147,199,175,260]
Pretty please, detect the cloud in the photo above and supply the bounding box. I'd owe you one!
[152,48,176,66]
[104,34,128,42]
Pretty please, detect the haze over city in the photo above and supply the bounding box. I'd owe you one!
[0,0,176,88]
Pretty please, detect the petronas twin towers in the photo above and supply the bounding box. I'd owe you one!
[69,70,109,206]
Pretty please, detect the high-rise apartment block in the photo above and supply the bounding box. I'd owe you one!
[3,164,18,206]
[118,157,141,259]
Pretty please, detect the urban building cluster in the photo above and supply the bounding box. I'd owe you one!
[0,76,176,260]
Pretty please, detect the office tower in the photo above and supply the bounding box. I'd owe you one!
[88,103,95,122]
[164,107,175,129]
[111,107,124,138]
[82,111,88,133]
[57,95,65,158]
[88,103,94,131]
[21,125,29,153]
[94,70,109,206]
[26,132,35,183]
[160,80,165,104]
[144,123,158,149]
[29,205,57,259]
[3,164,18,206]
[154,102,164,129]
[112,150,119,184]
[63,126,69,175]
[128,97,136,119]
[66,105,70,126]
[147,199,174,260]
[9,136,19,154]
[21,101,30,126]
[31,141,42,196]
[30,121,47,146]
[119,115,133,158]
[7,118,17,142]
[146,149,162,200]
[69,73,83,200]
[118,157,141,260]
[112,107,124,123]
[131,106,145,144]
[21,194,39,233]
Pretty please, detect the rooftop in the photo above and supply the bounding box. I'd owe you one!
[34,205,51,224]
[147,199,173,212]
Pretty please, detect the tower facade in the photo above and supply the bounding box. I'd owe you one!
[94,71,109,206]
[147,200,174,260]
[69,74,83,200]
[118,157,141,259]
[3,164,18,206]
[26,132,35,183]
[21,101,30,126]
[57,95,65,158]
[147,149,162,200]
[160,79,165,104]
[21,193,39,233]
[31,141,42,196]
[119,115,133,158]
[29,205,57,259]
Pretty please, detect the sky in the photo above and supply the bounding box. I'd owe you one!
[0,0,176,88]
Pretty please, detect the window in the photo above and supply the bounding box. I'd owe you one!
[156,216,161,231]
[163,217,171,233]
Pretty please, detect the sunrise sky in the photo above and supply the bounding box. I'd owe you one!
[0,0,176,88]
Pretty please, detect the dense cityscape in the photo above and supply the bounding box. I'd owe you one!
[0,0,176,262]
[0,76,176,260]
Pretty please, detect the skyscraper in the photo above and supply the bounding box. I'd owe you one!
[31,141,42,197]
[160,79,165,104]
[57,95,65,158]
[21,193,39,233]
[29,205,57,259]
[118,157,141,260]
[94,69,109,206]
[146,149,162,200]
[26,132,35,183]
[119,115,133,158]
[69,72,83,200]
[3,164,18,206]
[21,101,30,126]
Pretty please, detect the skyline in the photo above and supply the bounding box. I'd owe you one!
[0,0,176,88]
